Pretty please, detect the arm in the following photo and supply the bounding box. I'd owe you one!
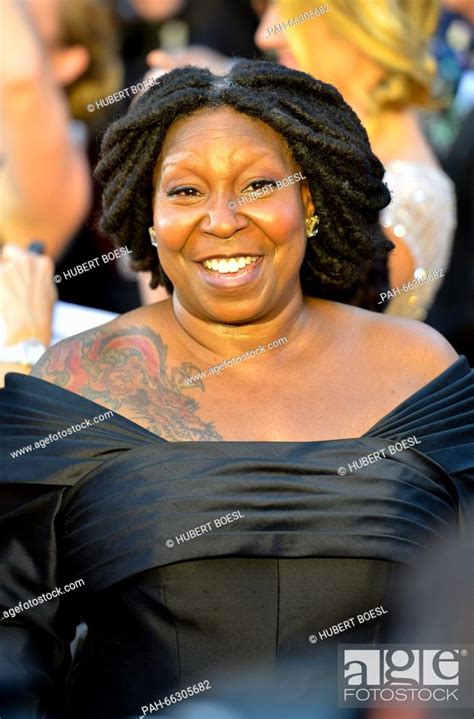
[0,245,56,387]
[386,227,417,288]
[0,0,91,257]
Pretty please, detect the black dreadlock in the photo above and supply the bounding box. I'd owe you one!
[95,60,393,309]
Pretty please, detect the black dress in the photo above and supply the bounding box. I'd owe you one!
[0,357,473,719]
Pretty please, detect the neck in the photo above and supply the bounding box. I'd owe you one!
[168,289,317,363]
[336,54,384,137]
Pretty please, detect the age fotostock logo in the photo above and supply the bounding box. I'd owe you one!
[338,645,474,708]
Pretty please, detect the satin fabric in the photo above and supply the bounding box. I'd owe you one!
[0,357,473,718]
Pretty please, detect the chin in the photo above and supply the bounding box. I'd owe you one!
[194,295,269,326]
[206,306,264,326]
[277,51,300,71]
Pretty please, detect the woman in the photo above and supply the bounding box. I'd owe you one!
[255,0,456,320]
[0,0,122,257]
[0,62,472,719]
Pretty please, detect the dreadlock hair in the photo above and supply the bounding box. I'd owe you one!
[95,60,393,310]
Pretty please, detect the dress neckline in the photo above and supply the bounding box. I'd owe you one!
[10,355,469,445]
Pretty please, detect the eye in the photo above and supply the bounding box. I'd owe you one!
[167,186,201,197]
[244,179,278,193]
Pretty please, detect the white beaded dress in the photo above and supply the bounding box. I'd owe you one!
[381,160,456,320]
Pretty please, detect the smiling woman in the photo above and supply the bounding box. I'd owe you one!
[0,61,473,719]
[96,61,393,309]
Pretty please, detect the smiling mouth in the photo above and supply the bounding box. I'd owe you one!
[201,255,261,274]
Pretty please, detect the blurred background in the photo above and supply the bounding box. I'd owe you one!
[0,0,472,375]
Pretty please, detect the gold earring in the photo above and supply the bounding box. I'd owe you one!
[148,226,157,247]
[305,215,319,238]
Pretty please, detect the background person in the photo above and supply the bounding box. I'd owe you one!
[255,0,456,320]
[0,0,129,351]
[0,0,122,258]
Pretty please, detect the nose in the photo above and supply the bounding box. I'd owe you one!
[255,5,285,51]
[200,196,247,239]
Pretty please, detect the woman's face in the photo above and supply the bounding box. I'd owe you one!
[152,107,314,325]
[26,0,89,87]
[254,3,301,70]
[254,3,356,92]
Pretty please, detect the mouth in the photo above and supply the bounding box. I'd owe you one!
[201,255,260,274]
[196,254,264,288]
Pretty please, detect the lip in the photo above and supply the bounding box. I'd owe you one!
[195,253,261,263]
[196,256,264,289]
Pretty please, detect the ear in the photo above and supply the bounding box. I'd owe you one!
[50,45,90,87]
[301,181,316,220]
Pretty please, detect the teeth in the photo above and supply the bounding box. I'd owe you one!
[202,256,259,273]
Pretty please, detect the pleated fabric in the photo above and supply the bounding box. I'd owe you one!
[0,357,473,718]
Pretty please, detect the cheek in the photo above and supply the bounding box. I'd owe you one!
[154,209,191,253]
[256,201,306,251]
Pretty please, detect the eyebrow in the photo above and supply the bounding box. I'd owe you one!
[159,149,290,178]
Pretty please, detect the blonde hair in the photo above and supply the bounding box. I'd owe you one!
[58,0,123,122]
[277,0,441,113]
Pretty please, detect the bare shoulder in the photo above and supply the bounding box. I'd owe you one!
[30,307,166,401]
[359,307,459,385]
[30,303,224,440]
[317,299,459,390]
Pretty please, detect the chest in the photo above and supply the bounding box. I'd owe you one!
[108,367,400,442]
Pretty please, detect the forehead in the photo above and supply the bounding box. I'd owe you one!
[158,106,293,163]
